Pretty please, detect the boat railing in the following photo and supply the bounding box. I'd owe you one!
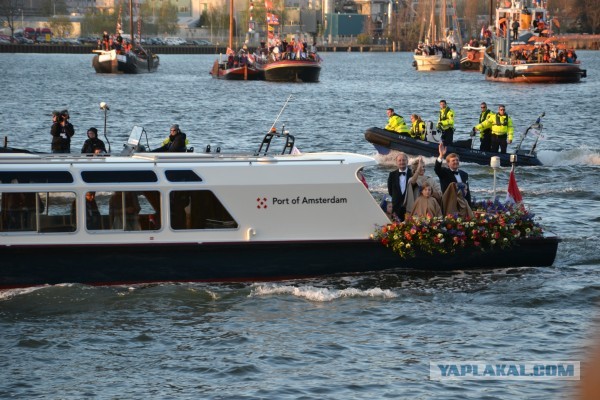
[515,112,544,155]
[255,125,296,156]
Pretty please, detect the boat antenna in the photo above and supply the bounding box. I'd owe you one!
[269,95,293,133]
[100,102,111,153]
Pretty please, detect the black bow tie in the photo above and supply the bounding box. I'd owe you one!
[399,171,406,176]
[453,171,460,175]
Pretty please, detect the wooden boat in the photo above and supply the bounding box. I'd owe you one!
[93,47,159,74]
[209,0,262,80]
[364,112,546,167]
[460,44,486,71]
[210,59,264,80]
[481,0,586,83]
[92,0,159,74]
[256,57,321,82]
[413,0,460,71]
[0,124,558,289]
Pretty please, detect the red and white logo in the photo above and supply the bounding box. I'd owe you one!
[257,197,268,209]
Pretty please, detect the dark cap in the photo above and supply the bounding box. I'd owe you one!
[60,109,69,117]
[87,127,98,136]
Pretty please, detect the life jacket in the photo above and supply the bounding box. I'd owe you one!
[495,113,509,126]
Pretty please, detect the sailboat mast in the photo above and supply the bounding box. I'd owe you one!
[229,0,234,49]
[129,0,134,46]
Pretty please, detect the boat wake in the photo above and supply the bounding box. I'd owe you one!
[249,283,397,302]
[537,148,600,166]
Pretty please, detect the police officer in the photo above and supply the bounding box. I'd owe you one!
[477,102,492,152]
[474,105,514,154]
[384,108,410,136]
[437,100,455,145]
[409,114,426,140]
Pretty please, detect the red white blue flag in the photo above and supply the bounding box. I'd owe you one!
[267,13,279,25]
[506,166,523,204]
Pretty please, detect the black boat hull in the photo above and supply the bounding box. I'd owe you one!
[0,236,559,288]
[260,60,321,82]
[93,51,159,74]
[364,127,542,167]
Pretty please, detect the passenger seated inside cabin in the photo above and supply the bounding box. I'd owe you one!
[1,190,43,231]
[71,191,102,230]
[109,191,141,230]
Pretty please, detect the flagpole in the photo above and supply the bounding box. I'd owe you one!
[491,156,500,200]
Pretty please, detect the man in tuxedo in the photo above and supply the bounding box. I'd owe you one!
[387,152,412,221]
[434,142,472,205]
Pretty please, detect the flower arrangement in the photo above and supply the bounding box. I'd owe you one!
[374,200,544,258]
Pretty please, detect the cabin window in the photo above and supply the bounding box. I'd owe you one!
[86,190,161,231]
[165,170,202,182]
[169,190,237,230]
[0,191,76,233]
[0,171,73,184]
[81,170,158,183]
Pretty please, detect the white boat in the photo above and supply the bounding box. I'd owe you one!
[0,126,559,288]
[412,0,460,71]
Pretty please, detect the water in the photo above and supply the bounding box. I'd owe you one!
[1,51,599,399]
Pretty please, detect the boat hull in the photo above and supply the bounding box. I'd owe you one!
[482,52,585,83]
[0,236,559,289]
[364,127,542,167]
[93,50,159,74]
[260,59,321,82]
[460,46,485,71]
[413,54,458,71]
[210,61,264,80]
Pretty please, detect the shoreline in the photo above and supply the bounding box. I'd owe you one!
[2,34,599,55]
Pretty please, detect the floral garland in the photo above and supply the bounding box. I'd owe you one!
[374,200,544,258]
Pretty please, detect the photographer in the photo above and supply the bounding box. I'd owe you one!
[50,109,75,153]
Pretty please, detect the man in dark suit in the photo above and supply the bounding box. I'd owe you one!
[387,152,412,221]
[434,142,472,205]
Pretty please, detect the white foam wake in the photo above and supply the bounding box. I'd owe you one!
[250,284,397,302]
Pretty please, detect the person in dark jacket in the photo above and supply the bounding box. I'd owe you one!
[152,124,187,152]
[50,110,75,153]
[81,127,106,154]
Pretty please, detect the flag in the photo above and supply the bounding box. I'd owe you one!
[267,13,279,25]
[264,0,273,9]
[506,166,523,204]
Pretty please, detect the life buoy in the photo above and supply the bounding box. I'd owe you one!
[493,69,499,78]
[463,60,472,69]
[486,68,493,77]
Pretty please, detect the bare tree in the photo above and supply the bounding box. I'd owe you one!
[0,0,24,40]
[583,0,600,33]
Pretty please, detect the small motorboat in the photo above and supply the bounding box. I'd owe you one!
[364,113,546,167]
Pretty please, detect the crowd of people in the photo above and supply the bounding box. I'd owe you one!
[254,37,319,63]
[384,144,473,222]
[512,44,578,64]
[383,100,515,154]
[49,111,187,154]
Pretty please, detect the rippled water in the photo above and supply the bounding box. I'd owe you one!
[1,51,600,399]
